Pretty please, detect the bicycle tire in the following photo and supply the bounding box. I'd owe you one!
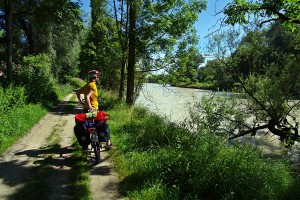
[93,143,100,163]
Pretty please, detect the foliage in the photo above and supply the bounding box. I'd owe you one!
[195,21,300,147]
[0,86,27,113]
[109,102,298,199]
[167,46,205,86]
[50,17,84,83]
[108,0,207,104]
[0,78,77,154]
[78,0,121,91]
[223,0,300,30]
[198,59,235,91]
[14,54,58,108]
[136,0,207,70]
[187,93,240,136]
[0,0,83,83]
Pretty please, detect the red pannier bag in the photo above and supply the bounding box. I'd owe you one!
[74,111,109,147]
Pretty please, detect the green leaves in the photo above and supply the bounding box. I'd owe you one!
[224,0,300,29]
[138,0,206,63]
[0,86,27,113]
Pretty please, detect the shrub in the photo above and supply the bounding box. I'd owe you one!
[0,86,27,113]
[14,54,58,108]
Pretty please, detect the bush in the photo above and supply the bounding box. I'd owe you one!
[14,54,58,108]
[0,86,27,113]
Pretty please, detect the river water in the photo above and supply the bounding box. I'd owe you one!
[136,83,299,160]
[136,83,207,122]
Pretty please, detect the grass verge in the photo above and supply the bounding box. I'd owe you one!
[0,104,47,154]
[70,141,92,200]
[105,93,300,200]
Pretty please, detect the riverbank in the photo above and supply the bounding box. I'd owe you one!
[106,90,300,199]
[147,80,216,91]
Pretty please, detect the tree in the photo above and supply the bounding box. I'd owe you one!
[197,21,300,149]
[4,0,12,82]
[112,0,129,99]
[167,45,205,86]
[127,0,206,104]
[0,0,83,83]
[126,0,136,105]
[223,0,300,29]
[221,0,300,148]
[79,0,121,90]
[198,58,234,91]
[81,0,206,104]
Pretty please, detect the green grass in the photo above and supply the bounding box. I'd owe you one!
[70,141,92,200]
[106,96,300,200]
[0,104,47,154]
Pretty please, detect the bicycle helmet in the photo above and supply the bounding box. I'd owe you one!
[88,70,100,78]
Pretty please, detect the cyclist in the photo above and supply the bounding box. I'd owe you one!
[76,70,100,113]
[76,70,112,147]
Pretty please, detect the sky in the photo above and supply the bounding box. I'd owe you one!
[80,0,231,54]
[195,0,231,51]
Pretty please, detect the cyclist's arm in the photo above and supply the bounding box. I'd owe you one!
[76,86,85,104]
[85,88,94,111]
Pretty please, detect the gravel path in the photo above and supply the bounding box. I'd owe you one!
[0,93,122,200]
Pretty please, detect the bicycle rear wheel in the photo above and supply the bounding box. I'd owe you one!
[93,143,100,163]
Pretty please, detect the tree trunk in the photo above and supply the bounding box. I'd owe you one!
[119,54,126,99]
[5,0,13,82]
[126,0,135,105]
[18,18,35,54]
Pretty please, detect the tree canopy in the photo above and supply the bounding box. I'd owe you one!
[0,0,84,83]
[223,0,300,30]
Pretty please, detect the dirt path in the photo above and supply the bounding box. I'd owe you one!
[0,93,121,200]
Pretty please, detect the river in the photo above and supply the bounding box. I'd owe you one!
[136,83,208,122]
[136,83,299,160]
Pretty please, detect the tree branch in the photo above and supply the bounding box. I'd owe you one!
[228,124,269,140]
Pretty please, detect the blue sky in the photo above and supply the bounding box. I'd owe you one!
[80,0,231,52]
[196,0,231,49]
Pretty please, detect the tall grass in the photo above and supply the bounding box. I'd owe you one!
[0,82,75,154]
[107,101,300,199]
[0,103,47,154]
